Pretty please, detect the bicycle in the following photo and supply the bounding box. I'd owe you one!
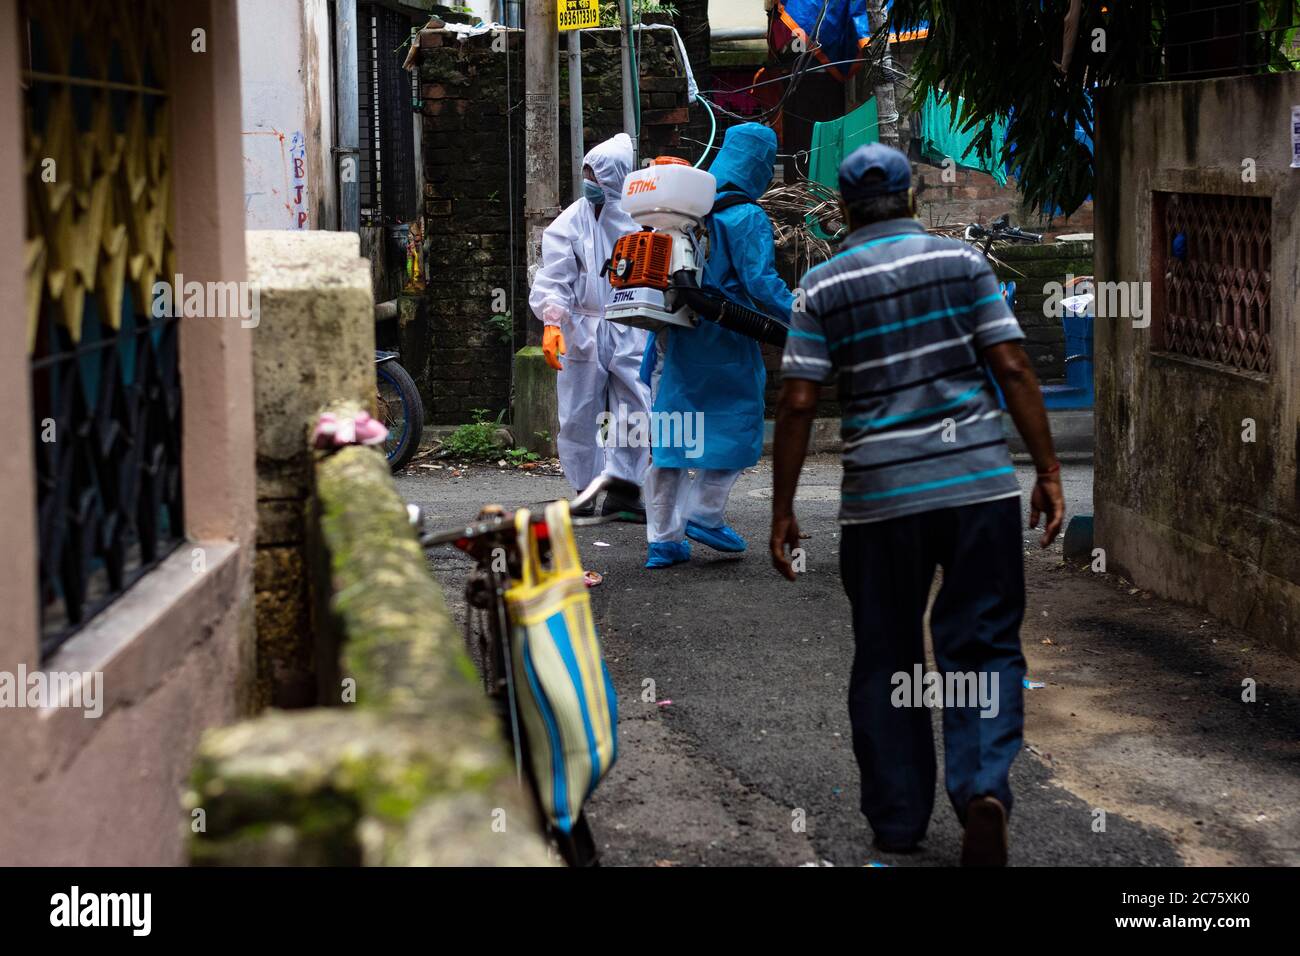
[962,213,1044,256]
[962,214,1044,313]
[416,473,639,866]
[376,350,424,473]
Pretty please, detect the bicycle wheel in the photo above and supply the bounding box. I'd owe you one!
[376,360,424,472]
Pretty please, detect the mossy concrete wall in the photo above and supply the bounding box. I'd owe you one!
[188,423,552,865]
[993,240,1094,384]
[512,347,560,457]
[1094,73,1300,655]
[249,230,376,708]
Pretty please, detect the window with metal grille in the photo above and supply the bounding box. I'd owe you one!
[358,2,418,227]
[23,0,184,658]
[1152,192,1272,374]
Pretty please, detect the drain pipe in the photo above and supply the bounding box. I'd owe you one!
[334,0,360,232]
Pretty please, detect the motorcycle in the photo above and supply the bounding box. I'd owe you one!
[375,350,424,472]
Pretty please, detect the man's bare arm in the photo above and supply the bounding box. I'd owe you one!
[771,378,819,580]
[984,341,1065,547]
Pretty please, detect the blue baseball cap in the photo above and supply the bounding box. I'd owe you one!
[839,143,912,201]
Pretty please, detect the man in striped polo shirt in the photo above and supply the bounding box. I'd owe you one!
[770,144,1064,866]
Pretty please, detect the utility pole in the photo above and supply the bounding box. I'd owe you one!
[333,0,359,232]
[568,29,584,199]
[867,0,900,150]
[525,0,560,346]
[516,0,563,457]
[619,0,639,167]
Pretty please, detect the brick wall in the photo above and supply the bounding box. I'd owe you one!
[915,163,1095,240]
[671,1,713,156]
[994,240,1094,383]
[415,29,527,426]
[558,27,694,201]
[414,28,691,426]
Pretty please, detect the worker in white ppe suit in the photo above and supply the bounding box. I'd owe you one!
[529,132,650,518]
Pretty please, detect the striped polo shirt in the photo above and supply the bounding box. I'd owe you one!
[782,218,1024,525]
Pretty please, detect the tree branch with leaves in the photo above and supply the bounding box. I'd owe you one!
[886,0,1295,217]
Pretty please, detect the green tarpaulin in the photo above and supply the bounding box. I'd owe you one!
[808,97,880,190]
[919,89,1008,186]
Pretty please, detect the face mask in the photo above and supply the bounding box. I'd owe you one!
[583,180,605,206]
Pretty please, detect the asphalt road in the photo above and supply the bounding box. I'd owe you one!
[399,456,1296,867]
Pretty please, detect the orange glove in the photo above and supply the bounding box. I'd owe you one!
[543,324,566,371]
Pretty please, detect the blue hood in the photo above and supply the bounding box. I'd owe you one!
[707,123,777,201]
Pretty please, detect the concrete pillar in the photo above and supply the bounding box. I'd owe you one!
[521,2,562,453]
[524,0,561,335]
[247,230,374,708]
[513,347,561,457]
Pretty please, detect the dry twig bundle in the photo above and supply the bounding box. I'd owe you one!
[756,178,1021,276]
[757,180,843,275]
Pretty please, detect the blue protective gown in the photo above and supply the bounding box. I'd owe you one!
[642,123,795,470]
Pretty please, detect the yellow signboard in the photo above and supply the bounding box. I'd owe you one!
[558,0,600,31]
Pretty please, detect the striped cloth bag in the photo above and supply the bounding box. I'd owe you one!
[505,501,618,834]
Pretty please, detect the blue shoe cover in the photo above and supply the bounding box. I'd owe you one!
[685,521,747,553]
[645,540,691,569]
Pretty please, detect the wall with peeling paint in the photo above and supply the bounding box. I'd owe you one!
[1094,72,1300,655]
[238,0,337,230]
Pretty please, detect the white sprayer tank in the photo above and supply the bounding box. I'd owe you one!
[621,161,717,231]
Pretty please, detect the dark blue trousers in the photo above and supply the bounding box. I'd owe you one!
[839,496,1026,845]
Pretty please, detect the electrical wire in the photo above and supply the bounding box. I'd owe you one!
[696,3,913,133]
[619,5,906,171]
[739,0,832,126]
[676,1,835,133]
[697,57,910,99]
[694,95,717,168]
[681,107,901,165]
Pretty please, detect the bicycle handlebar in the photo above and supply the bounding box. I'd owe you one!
[964,222,1043,245]
[419,474,640,548]
[1001,226,1043,243]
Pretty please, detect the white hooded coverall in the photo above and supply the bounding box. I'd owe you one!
[528,133,651,495]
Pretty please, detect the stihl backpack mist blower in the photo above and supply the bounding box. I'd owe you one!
[602,156,788,348]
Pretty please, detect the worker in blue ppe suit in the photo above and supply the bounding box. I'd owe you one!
[641,123,795,568]
[530,133,650,517]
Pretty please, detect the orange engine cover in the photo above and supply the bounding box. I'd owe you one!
[608,231,673,290]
